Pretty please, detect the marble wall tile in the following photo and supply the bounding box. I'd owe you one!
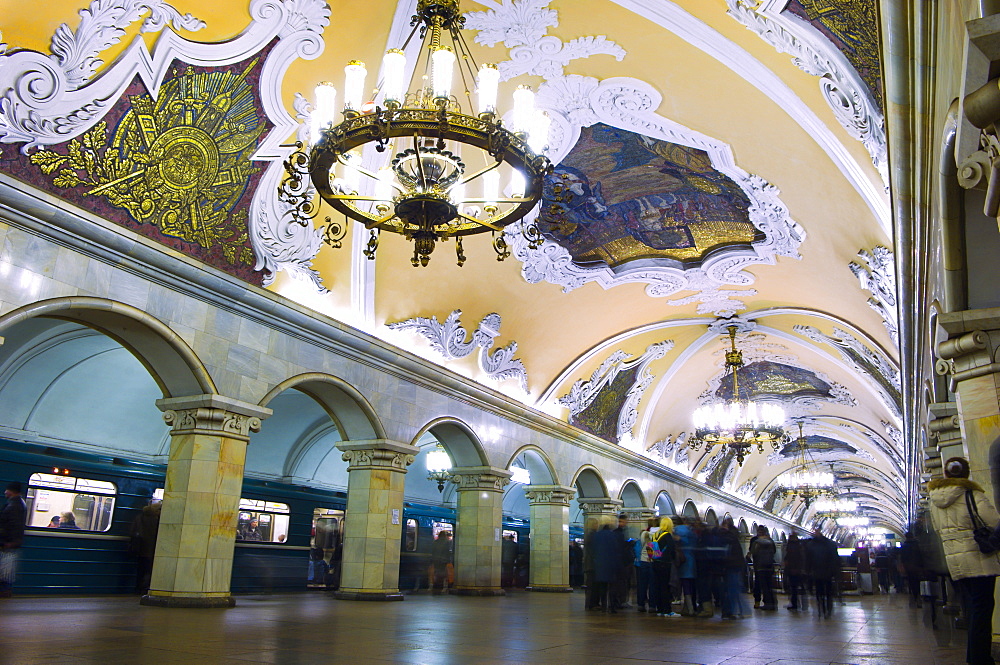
[107,270,151,311]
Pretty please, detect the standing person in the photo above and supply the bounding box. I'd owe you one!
[130,500,161,595]
[719,517,747,619]
[611,512,631,610]
[582,517,599,609]
[784,533,807,611]
[635,518,656,612]
[928,457,1000,665]
[750,525,777,610]
[430,530,453,595]
[673,516,698,615]
[695,522,725,618]
[591,518,620,613]
[0,482,27,598]
[241,518,263,541]
[650,516,679,617]
[899,530,925,608]
[57,512,80,529]
[805,527,840,618]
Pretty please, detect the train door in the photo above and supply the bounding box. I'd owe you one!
[311,508,344,588]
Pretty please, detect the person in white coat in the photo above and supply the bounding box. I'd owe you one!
[928,457,1000,665]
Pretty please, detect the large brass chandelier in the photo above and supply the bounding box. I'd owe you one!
[689,326,787,465]
[777,423,835,507]
[283,0,552,267]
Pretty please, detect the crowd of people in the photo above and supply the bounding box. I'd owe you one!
[581,511,842,620]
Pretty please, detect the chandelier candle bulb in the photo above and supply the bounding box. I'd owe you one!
[509,169,526,198]
[528,110,551,153]
[512,85,535,135]
[312,82,337,142]
[431,46,455,102]
[342,152,362,195]
[483,169,500,210]
[343,61,367,113]
[382,50,407,106]
[374,166,394,205]
[477,63,500,115]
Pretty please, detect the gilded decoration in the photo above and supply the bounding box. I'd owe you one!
[715,361,835,401]
[570,364,640,444]
[7,56,270,282]
[785,0,882,109]
[536,124,759,270]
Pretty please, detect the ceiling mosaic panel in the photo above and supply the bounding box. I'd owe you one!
[784,0,883,109]
[714,360,838,401]
[569,364,640,444]
[775,435,857,457]
[536,123,760,270]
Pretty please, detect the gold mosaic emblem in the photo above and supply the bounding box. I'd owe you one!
[30,61,265,265]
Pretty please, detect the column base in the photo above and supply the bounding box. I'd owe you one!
[140,594,236,608]
[527,585,574,593]
[334,590,405,601]
[450,586,506,596]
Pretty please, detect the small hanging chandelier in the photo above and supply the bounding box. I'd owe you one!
[283,0,552,267]
[778,423,835,507]
[426,442,453,492]
[688,326,787,465]
[813,484,858,517]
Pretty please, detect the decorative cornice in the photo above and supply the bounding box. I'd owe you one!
[559,341,672,444]
[449,466,513,492]
[725,0,887,184]
[337,439,419,472]
[465,0,804,317]
[387,309,528,393]
[578,498,623,514]
[161,407,262,439]
[524,484,576,505]
[849,245,898,345]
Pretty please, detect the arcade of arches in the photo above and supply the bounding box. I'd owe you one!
[0,0,998,653]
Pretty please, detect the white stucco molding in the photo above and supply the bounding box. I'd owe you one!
[0,0,331,289]
[608,0,890,235]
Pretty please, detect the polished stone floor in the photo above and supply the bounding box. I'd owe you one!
[0,590,967,665]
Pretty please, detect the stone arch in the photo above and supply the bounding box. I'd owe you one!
[704,507,718,526]
[738,518,749,535]
[0,297,214,398]
[572,465,610,499]
[682,499,699,520]
[654,490,676,516]
[504,445,558,486]
[259,373,385,441]
[723,511,733,524]
[618,480,646,507]
[412,417,490,467]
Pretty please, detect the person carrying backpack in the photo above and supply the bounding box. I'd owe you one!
[648,516,680,617]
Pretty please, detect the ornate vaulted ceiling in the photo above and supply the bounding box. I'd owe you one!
[0,0,901,531]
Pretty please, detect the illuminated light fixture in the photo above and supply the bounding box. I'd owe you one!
[688,326,787,465]
[426,442,453,492]
[777,423,836,507]
[509,466,530,485]
[813,496,858,515]
[283,0,552,267]
[837,515,870,528]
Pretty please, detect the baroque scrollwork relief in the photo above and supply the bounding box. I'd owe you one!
[559,341,673,445]
[849,245,898,344]
[341,448,415,471]
[387,309,528,393]
[463,0,804,317]
[0,0,330,287]
[725,0,887,183]
[162,407,262,439]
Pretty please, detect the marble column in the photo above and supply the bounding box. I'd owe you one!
[142,394,271,608]
[937,311,1000,649]
[334,439,418,601]
[524,485,575,592]
[449,466,511,596]
[623,507,656,541]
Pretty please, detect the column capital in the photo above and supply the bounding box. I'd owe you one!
[524,485,576,506]
[337,439,419,472]
[577,497,623,514]
[156,394,272,441]
[622,507,656,521]
[449,466,511,492]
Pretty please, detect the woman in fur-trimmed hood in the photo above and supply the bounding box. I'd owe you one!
[928,457,1000,665]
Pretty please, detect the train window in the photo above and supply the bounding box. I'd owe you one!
[431,521,453,539]
[404,518,418,552]
[25,473,116,532]
[236,498,290,543]
[502,529,518,542]
[312,508,343,551]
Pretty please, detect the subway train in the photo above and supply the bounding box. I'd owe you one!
[0,438,545,595]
